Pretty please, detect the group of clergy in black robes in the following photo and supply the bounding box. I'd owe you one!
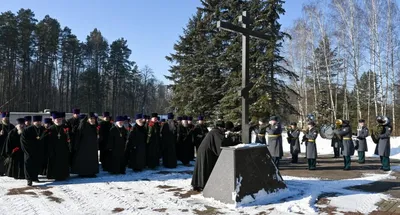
[0,110,212,186]
[0,111,69,186]
[99,112,211,173]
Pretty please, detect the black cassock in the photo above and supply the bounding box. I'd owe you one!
[21,125,45,181]
[177,124,192,165]
[146,122,160,169]
[160,120,177,168]
[46,125,70,180]
[98,120,112,171]
[191,128,225,190]
[0,123,15,175]
[193,124,209,151]
[4,128,24,179]
[126,123,146,171]
[71,118,99,176]
[107,126,127,174]
[66,117,79,167]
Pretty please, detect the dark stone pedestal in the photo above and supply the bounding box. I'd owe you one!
[203,145,286,204]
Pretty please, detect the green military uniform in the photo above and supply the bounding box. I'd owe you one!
[287,122,300,163]
[356,119,369,164]
[305,122,318,170]
[377,123,391,171]
[335,120,354,170]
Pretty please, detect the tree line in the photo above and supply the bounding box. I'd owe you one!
[167,0,400,135]
[0,9,170,117]
[166,0,296,124]
[284,0,400,135]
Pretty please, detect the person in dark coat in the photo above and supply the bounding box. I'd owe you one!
[40,118,53,176]
[305,121,318,170]
[331,120,342,158]
[287,122,301,163]
[4,118,26,179]
[72,112,99,177]
[0,112,15,176]
[266,116,283,168]
[46,112,70,180]
[223,121,240,146]
[334,120,354,170]
[191,121,226,191]
[187,116,195,160]
[21,115,45,186]
[376,116,391,171]
[107,116,127,174]
[146,113,160,169]
[356,119,369,164]
[99,111,113,171]
[67,108,80,168]
[255,117,268,144]
[126,114,147,171]
[177,116,193,166]
[160,113,177,168]
[193,116,209,153]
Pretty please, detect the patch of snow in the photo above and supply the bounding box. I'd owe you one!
[327,193,388,214]
[232,175,243,201]
[230,143,265,148]
[237,188,290,206]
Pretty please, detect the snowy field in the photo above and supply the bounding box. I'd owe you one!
[0,133,398,215]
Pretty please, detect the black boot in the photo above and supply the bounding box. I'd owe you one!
[27,180,33,186]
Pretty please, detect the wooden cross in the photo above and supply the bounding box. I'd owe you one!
[217,11,269,144]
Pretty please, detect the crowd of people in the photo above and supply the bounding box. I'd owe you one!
[0,110,393,192]
[0,110,218,186]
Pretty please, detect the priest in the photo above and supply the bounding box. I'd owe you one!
[107,116,127,174]
[160,113,177,168]
[67,108,80,167]
[21,115,45,186]
[177,116,192,166]
[0,112,15,176]
[4,118,26,179]
[99,111,112,171]
[146,113,160,169]
[46,112,70,180]
[191,120,226,191]
[72,113,99,177]
[193,116,209,151]
[126,114,147,171]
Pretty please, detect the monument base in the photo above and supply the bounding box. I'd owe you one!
[203,144,286,205]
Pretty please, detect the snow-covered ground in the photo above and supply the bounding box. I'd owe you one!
[0,134,398,215]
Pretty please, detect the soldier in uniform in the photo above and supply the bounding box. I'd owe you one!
[376,116,391,171]
[356,119,368,164]
[255,117,268,144]
[266,116,283,168]
[287,122,301,163]
[304,121,318,170]
[334,120,354,170]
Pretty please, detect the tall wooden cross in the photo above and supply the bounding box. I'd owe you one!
[217,11,269,144]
